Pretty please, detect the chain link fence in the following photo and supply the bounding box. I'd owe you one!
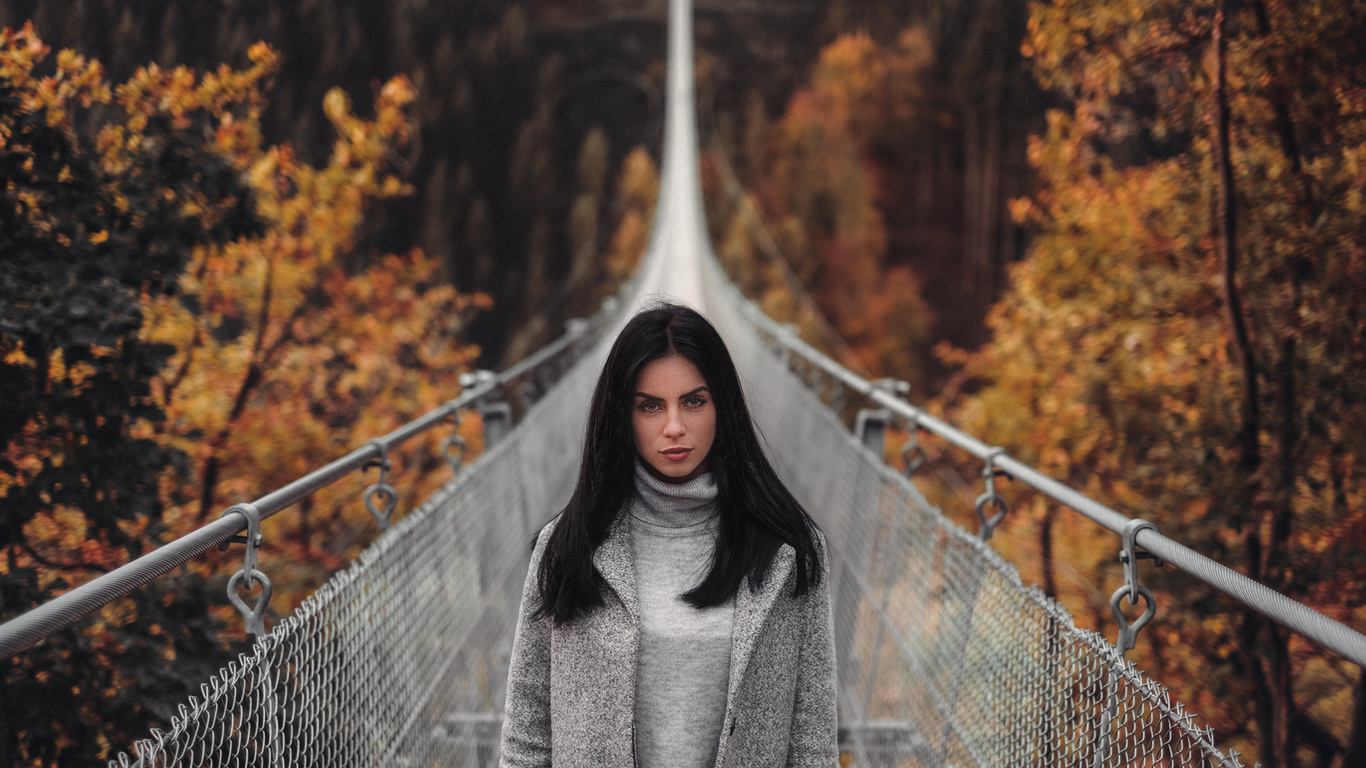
[110,318,610,767]
[110,263,1246,767]
[706,262,1243,768]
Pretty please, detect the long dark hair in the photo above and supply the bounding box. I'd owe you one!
[534,302,823,625]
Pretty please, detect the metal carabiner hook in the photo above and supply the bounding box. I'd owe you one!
[900,422,924,478]
[221,503,263,587]
[1111,518,1162,655]
[1120,518,1163,602]
[221,503,272,636]
[974,447,1009,541]
[1110,583,1156,656]
[363,439,397,531]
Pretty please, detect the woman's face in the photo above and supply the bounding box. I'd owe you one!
[631,354,716,484]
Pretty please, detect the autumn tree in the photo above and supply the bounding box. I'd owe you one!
[714,29,937,390]
[0,0,677,370]
[939,1,1366,765]
[1,26,487,763]
[0,24,263,765]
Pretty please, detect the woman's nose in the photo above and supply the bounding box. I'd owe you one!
[663,407,686,438]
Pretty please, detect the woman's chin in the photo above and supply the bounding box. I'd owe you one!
[643,457,708,484]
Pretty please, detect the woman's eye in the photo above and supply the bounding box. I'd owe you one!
[685,395,708,408]
[637,401,661,413]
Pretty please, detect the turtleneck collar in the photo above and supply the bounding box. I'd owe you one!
[631,459,719,530]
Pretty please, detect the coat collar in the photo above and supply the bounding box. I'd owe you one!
[592,511,638,618]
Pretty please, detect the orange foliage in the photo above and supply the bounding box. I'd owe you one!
[720,28,936,390]
[138,62,490,625]
[935,1,1366,763]
[4,25,488,640]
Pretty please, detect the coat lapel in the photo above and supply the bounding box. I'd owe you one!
[716,543,794,765]
[592,512,638,619]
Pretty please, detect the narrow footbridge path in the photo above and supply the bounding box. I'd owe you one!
[3,1,1364,766]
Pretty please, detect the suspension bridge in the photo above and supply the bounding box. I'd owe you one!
[3,0,1365,765]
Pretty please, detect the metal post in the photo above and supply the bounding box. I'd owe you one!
[855,408,890,460]
[480,401,513,449]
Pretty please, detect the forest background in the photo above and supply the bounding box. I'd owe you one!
[1,1,1363,767]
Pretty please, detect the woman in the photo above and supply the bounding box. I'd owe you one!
[499,303,838,767]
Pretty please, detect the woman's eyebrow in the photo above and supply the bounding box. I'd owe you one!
[633,386,710,400]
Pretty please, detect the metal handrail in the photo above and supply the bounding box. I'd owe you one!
[0,316,603,659]
[739,301,1366,668]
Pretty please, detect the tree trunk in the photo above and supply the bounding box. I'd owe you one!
[198,262,274,519]
[299,495,314,553]
[1343,671,1366,767]
[961,102,982,293]
[1239,518,1298,768]
[1212,0,1259,473]
[1039,505,1058,599]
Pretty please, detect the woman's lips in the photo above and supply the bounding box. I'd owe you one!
[661,447,692,462]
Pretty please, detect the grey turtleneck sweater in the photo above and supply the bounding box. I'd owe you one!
[628,462,734,768]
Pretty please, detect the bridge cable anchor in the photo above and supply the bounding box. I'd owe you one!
[221,502,272,637]
[1095,519,1164,767]
[1110,518,1162,656]
[900,426,924,478]
[440,408,467,475]
[866,380,921,478]
[363,439,398,532]
[974,447,1010,541]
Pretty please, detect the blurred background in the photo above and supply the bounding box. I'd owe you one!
[1,1,1363,765]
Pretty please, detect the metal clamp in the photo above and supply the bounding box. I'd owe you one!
[363,440,397,531]
[564,317,590,338]
[854,408,891,459]
[458,369,497,390]
[221,503,272,637]
[974,447,1009,541]
[1120,518,1164,602]
[1110,518,1162,655]
[872,378,911,396]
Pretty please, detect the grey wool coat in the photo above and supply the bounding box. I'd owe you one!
[498,511,839,767]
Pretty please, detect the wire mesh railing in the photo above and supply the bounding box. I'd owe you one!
[697,260,1253,767]
[110,347,608,766]
[730,297,1366,671]
[0,295,616,662]
[101,269,1263,766]
[97,295,619,766]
